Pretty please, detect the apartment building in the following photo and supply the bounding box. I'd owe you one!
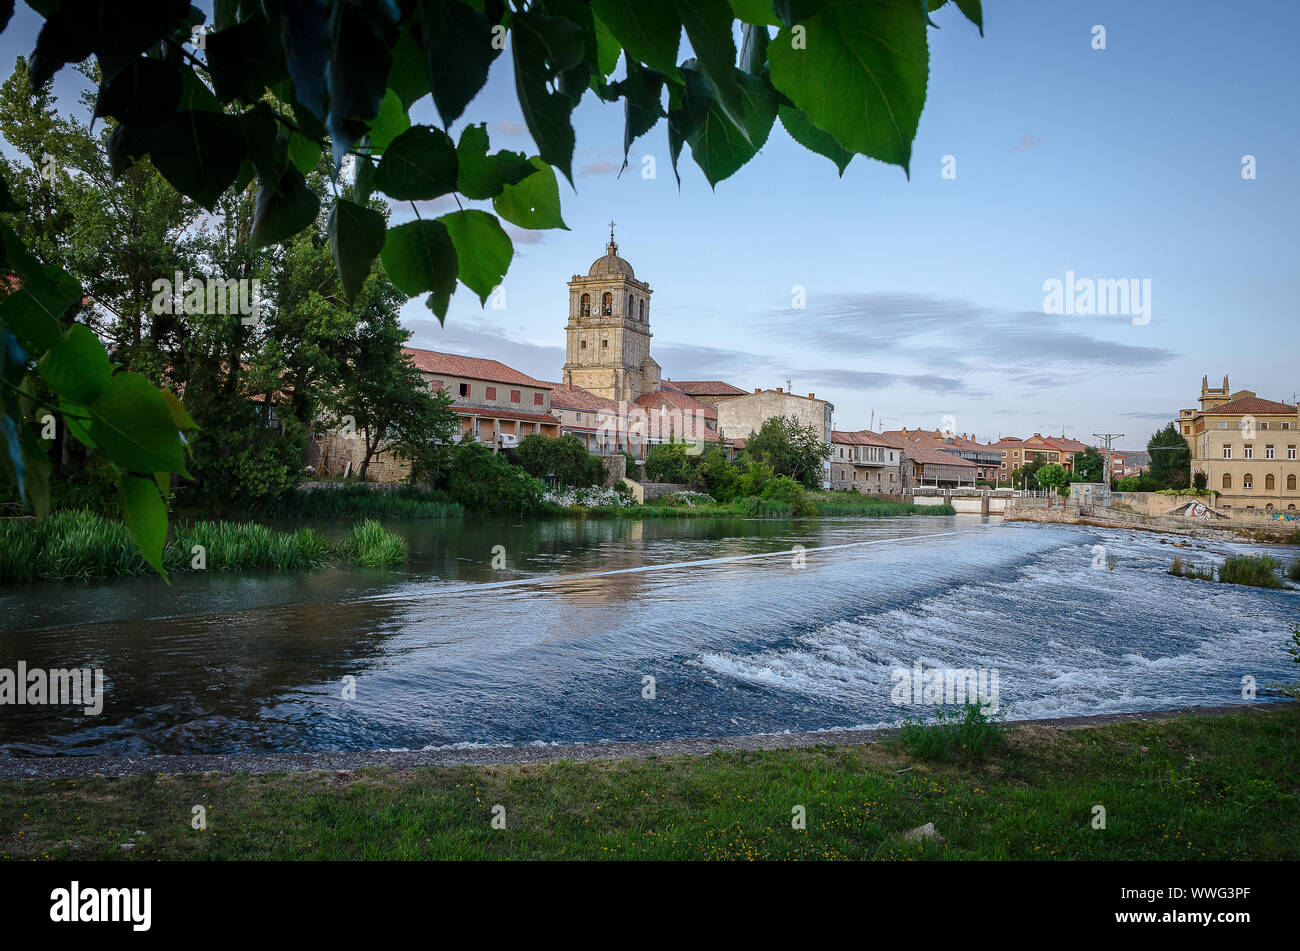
[1178,375,1299,512]
[830,430,903,494]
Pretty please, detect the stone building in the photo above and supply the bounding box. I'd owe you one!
[830,430,902,494]
[717,387,834,487]
[1178,375,1299,512]
[562,225,660,403]
[883,428,1002,483]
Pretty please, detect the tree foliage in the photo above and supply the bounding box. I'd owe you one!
[514,432,603,487]
[1148,422,1191,490]
[742,414,829,488]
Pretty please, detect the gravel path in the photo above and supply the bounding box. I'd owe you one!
[0,702,1291,779]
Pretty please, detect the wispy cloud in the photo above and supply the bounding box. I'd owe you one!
[1011,134,1048,151]
[578,161,619,177]
[492,120,528,137]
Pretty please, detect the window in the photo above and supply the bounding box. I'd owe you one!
[1222,446,1232,459]
[1244,445,1253,459]
[639,299,645,321]
[1261,422,1270,430]
[534,392,544,406]
[1265,474,1275,490]
[1289,446,1297,460]
[485,386,496,400]
[510,390,521,403]
[459,382,470,397]
[1243,473,1253,489]
[601,292,612,315]
[580,293,590,317]
[1217,421,1227,429]
[430,379,443,392]
[1283,422,1291,430]
[602,339,608,348]
[1223,473,1232,489]
[1266,445,1276,459]
[1289,475,1298,491]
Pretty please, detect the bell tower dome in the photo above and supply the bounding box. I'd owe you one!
[562,222,659,402]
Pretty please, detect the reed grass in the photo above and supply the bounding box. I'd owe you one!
[262,484,463,520]
[1217,554,1284,589]
[0,510,405,583]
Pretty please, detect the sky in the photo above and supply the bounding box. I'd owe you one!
[3,0,1297,452]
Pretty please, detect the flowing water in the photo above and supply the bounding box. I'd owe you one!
[0,514,1295,756]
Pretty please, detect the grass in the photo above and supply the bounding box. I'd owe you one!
[261,484,464,520]
[336,519,408,567]
[1217,554,1284,589]
[1,707,1295,860]
[0,510,406,582]
[570,497,957,519]
[1168,556,1214,581]
[1289,559,1300,582]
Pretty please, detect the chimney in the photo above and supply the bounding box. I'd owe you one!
[777,387,783,393]
[753,388,760,393]
[808,393,815,400]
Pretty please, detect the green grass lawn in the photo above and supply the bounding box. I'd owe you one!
[2,707,1296,860]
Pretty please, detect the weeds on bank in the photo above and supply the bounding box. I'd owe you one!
[896,702,1007,763]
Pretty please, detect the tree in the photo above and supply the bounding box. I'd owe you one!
[0,0,983,568]
[446,442,546,514]
[1011,457,1047,488]
[1035,463,1068,491]
[743,415,830,488]
[645,442,689,483]
[514,433,603,487]
[1148,422,1191,489]
[1073,446,1104,482]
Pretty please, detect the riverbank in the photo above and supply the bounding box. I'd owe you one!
[1008,504,1300,543]
[2,705,1294,860]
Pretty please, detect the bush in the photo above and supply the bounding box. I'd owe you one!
[898,703,1005,763]
[1288,560,1300,582]
[1217,554,1283,588]
[445,442,547,515]
[262,484,463,519]
[760,475,817,516]
[514,433,604,487]
[1193,471,1208,491]
[1169,556,1213,581]
[644,442,691,483]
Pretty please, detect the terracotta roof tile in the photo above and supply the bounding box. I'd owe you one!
[402,347,551,388]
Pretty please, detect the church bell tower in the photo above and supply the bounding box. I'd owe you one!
[562,222,659,402]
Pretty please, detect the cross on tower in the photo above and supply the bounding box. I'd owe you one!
[607,219,618,254]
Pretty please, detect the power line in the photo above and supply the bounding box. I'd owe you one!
[1093,433,1124,486]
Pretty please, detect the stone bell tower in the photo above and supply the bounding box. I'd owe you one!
[562,222,659,402]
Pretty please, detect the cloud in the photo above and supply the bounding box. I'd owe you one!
[1011,134,1047,152]
[402,315,563,383]
[756,292,1176,381]
[492,120,528,137]
[578,161,619,177]
[504,225,546,245]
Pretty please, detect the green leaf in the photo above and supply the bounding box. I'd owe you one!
[511,11,586,185]
[19,423,51,519]
[162,389,197,432]
[355,154,377,203]
[954,0,983,35]
[671,65,776,187]
[60,399,96,449]
[676,0,749,139]
[325,0,398,167]
[146,110,246,210]
[94,58,181,127]
[251,166,321,249]
[729,0,780,25]
[85,372,186,474]
[0,226,81,353]
[387,27,430,108]
[367,88,411,154]
[493,158,567,231]
[592,0,682,74]
[204,12,288,102]
[373,125,458,201]
[592,12,622,77]
[287,132,323,175]
[779,104,852,175]
[0,171,19,213]
[119,472,168,577]
[438,210,512,305]
[455,123,534,200]
[418,0,503,127]
[768,0,929,174]
[37,324,112,406]
[329,199,387,305]
[380,219,458,310]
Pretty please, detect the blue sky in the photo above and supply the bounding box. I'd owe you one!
[4,1,1296,451]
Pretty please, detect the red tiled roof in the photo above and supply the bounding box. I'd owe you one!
[635,388,717,419]
[833,429,895,448]
[544,383,620,413]
[402,347,551,388]
[664,379,747,397]
[1203,396,1296,416]
[450,406,559,424]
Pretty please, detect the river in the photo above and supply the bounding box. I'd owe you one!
[0,514,1295,755]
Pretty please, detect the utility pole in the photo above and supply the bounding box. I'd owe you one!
[1093,433,1124,487]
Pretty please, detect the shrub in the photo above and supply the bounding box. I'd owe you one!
[644,442,691,483]
[898,703,1005,763]
[262,484,463,519]
[514,433,604,487]
[445,443,547,515]
[1289,560,1300,582]
[1217,554,1283,588]
[1169,556,1213,581]
[760,475,817,516]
